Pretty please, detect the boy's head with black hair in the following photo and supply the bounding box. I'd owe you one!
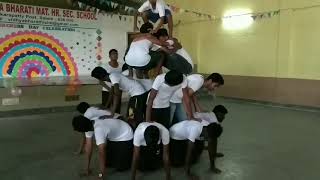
[204,73,224,91]
[91,67,110,81]
[109,49,118,61]
[144,125,160,154]
[155,28,169,42]
[72,115,94,132]
[76,102,90,114]
[140,22,154,33]
[165,70,184,86]
[212,105,228,123]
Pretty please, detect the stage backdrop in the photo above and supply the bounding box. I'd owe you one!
[0,2,133,80]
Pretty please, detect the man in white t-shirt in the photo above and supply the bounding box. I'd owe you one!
[146,70,194,128]
[125,23,170,79]
[193,105,228,174]
[169,105,228,175]
[72,115,134,179]
[170,73,225,125]
[131,122,171,180]
[134,0,173,37]
[101,49,124,113]
[169,120,205,178]
[74,102,121,155]
[91,67,149,128]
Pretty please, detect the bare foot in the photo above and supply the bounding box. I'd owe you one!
[210,167,222,174]
[216,152,224,158]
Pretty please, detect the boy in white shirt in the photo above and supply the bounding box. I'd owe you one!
[125,23,170,79]
[74,102,121,155]
[134,0,173,37]
[72,115,134,179]
[101,49,124,113]
[170,105,228,175]
[193,105,229,174]
[131,122,171,180]
[146,70,194,128]
[170,73,225,124]
[91,67,149,128]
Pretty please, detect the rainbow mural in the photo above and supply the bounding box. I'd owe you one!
[0,31,78,78]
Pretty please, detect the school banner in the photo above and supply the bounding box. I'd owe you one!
[0,2,104,79]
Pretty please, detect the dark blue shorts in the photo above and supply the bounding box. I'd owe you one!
[147,9,172,24]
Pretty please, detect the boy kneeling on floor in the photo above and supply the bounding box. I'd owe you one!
[169,105,228,177]
[72,115,134,179]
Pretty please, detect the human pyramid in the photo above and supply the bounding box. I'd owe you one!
[72,0,228,179]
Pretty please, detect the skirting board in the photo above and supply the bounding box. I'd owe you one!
[214,75,320,108]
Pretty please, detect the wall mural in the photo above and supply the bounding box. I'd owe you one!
[0,31,78,78]
[0,1,133,96]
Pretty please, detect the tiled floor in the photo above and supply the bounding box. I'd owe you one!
[1,97,320,180]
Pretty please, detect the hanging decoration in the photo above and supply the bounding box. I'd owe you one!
[76,0,320,25]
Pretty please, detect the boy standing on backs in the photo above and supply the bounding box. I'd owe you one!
[134,0,173,37]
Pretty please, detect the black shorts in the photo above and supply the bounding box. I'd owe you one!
[170,139,204,167]
[146,9,172,24]
[131,51,164,71]
[151,107,171,129]
[139,145,163,171]
[127,91,149,126]
[164,53,193,75]
[106,140,133,171]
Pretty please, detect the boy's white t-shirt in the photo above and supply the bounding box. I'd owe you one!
[150,73,187,108]
[170,74,204,103]
[109,73,146,97]
[86,118,133,145]
[138,0,171,17]
[105,62,123,74]
[194,112,219,126]
[169,120,203,142]
[122,69,137,79]
[137,79,154,92]
[125,39,152,67]
[133,122,170,146]
[83,107,120,137]
[101,62,123,92]
[84,107,113,121]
